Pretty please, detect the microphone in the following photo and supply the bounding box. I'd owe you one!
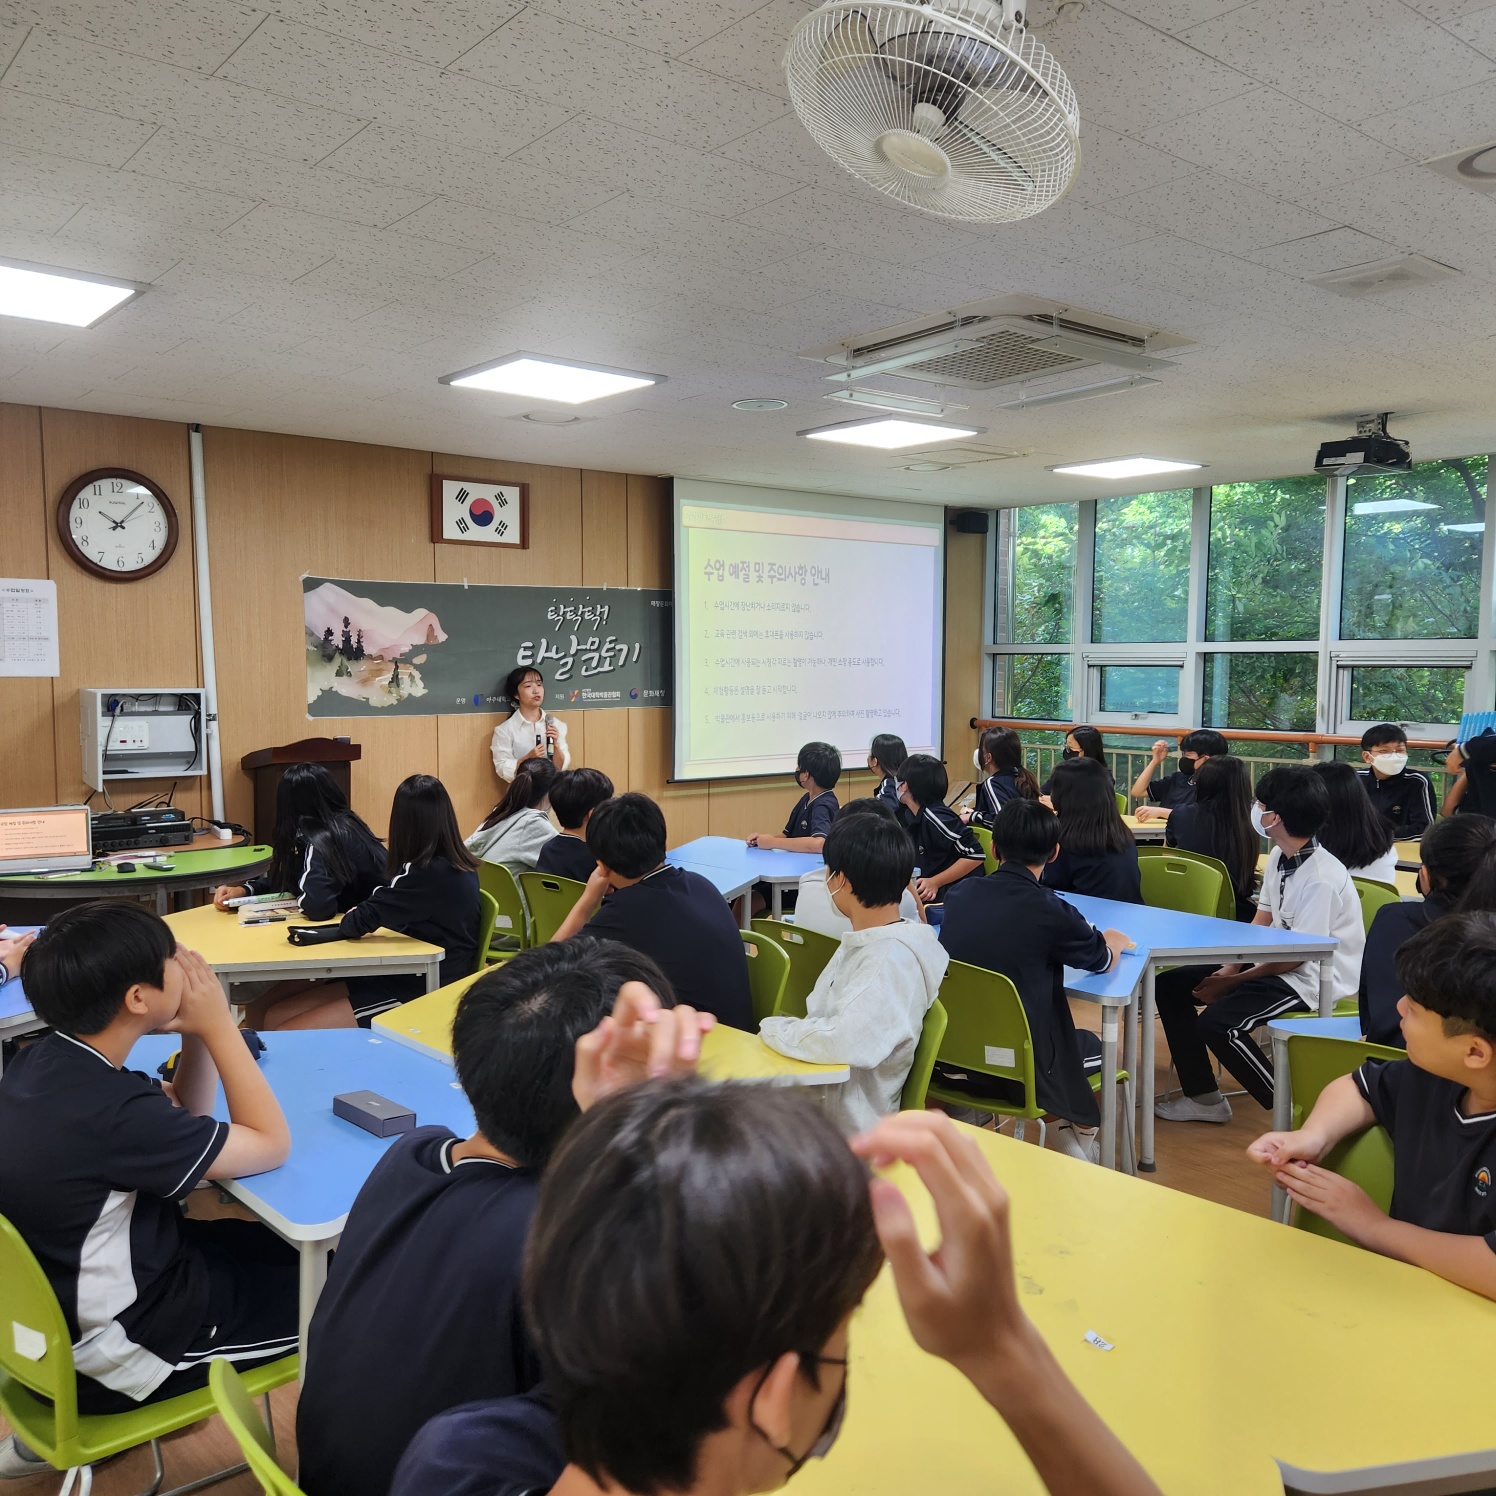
[543,713,555,761]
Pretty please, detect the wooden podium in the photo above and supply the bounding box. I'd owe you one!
[240,738,361,845]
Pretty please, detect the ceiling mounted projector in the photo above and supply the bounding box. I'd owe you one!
[784,0,1081,223]
[1314,413,1411,476]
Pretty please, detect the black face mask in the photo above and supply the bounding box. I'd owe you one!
[1178,754,1197,776]
[1061,747,1079,760]
[750,1357,848,1480]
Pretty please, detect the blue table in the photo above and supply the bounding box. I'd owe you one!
[667,836,824,924]
[0,927,44,1068]
[1061,895,1340,1171]
[129,1029,473,1369]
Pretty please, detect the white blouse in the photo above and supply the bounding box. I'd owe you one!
[490,708,571,782]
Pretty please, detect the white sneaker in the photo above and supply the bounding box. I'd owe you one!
[1154,1095,1233,1124]
[0,1435,49,1478]
[1054,1122,1100,1164]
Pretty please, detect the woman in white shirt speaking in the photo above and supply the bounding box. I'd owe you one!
[490,665,571,782]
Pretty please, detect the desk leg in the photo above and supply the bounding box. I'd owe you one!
[424,957,440,995]
[770,882,783,921]
[737,894,751,931]
[1138,965,1157,1172]
[1270,1032,1291,1224]
[1317,954,1335,1017]
[1099,1006,1118,1171]
[297,1236,336,1374]
[155,888,169,917]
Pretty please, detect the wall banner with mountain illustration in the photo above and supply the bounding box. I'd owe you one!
[303,575,673,717]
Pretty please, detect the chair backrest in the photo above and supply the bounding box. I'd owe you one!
[750,918,839,1019]
[0,1211,78,1447]
[472,889,499,974]
[740,929,791,1024]
[929,960,1038,1113]
[1115,790,1129,816]
[900,998,948,1111]
[1138,853,1227,921]
[477,860,529,954]
[209,1359,306,1496]
[970,824,999,875]
[1285,1033,1403,1246]
[518,872,587,946]
[1136,845,1239,920]
[1352,876,1402,935]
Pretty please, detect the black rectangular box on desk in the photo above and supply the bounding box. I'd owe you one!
[333,1090,416,1137]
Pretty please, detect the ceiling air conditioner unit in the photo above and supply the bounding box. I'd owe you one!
[800,294,1192,391]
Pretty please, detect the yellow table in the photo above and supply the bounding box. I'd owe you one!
[373,974,850,1086]
[164,905,445,1002]
[796,1124,1496,1496]
[1122,813,1167,842]
[1394,839,1422,870]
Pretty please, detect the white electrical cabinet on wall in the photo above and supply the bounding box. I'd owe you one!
[80,688,207,791]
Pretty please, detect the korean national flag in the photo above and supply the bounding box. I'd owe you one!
[438,479,523,546]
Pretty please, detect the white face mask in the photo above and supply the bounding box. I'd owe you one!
[1372,752,1408,776]
[973,748,983,770]
[1250,803,1274,837]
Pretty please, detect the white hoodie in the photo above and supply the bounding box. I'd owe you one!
[759,920,949,1134]
[465,806,556,874]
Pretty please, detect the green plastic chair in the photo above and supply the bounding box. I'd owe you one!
[1137,845,1239,921]
[0,1212,297,1496]
[970,824,999,875]
[1284,1033,1402,1246]
[518,872,587,945]
[1352,876,1402,936]
[900,998,948,1111]
[472,888,498,974]
[742,929,791,1024]
[1138,853,1227,921]
[209,1359,303,1496]
[477,861,529,959]
[1115,791,1129,816]
[750,918,839,1020]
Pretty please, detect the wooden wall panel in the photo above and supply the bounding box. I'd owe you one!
[0,405,58,808]
[943,526,985,775]
[577,470,631,793]
[40,409,203,816]
[203,428,436,837]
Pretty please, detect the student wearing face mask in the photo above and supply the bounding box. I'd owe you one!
[1130,729,1227,823]
[1356,723,1435,840]
[1038,725,1109,797]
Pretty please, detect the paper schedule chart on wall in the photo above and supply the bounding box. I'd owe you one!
[430,475,528,548]
[0,579,59,678]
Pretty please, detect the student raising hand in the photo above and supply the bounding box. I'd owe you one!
[850,1111,1162,1496]
[571,980,716,1111]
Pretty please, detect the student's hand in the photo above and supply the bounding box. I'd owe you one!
[213,884,248,912]
[571,980,716,1111]
[1150,739,1169,763]
[1273,1161,1386,1244]
[913,877,939,903]
[0,927,34,981]
[1190,974,1239,1005]
[1102,928,1132,968]
[752,833,782,850]
[851,1111,1030,1379]
[1246,1127,1329,1170]
[745,833,760,847]
[1038,794,1054,810]
[1133,805,1160,823]
[163,948,234,1037]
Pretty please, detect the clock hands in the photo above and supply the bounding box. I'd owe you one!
[104,501,146,533]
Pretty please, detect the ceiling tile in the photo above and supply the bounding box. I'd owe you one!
[1062,122,1197,207]
[736,185,981,265]
[0,222,184,281]
[714,111,871,197]
[0,17,28,71]
[1098,0,1254,33]
[451,9,787,150]
[1090,170,1338,251]
[0,88,157,167]
[1448,5,1496,58]
[1400,0,1496,21]
[7,3,266,73]
[1355,76,1496,158]
[1180,0,1496,123]
[379,199,628,272]
[1,27,367,163]
[679,0,810,96]
[265,0,524,67]
[1243,225,1399,276]
[526,0,779,56]
[567,193,811,271]
[0,186,79,235]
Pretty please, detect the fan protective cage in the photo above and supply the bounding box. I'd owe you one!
[785,0,1081,223]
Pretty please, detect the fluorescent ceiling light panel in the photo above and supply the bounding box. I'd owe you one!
[1352,499,1439,514]
[799,417,981,450]
[440,352,663,404]
[1050,456,1203,480]
[0,258,142,327]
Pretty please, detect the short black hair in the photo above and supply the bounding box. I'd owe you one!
[868,733,907,776]
[899,752,947,808]
[587,792,666,879]
[1361,723,1408,752]
[452,938,674,1167]
[833,797,898,826]
[549,767,614,831]
[524,1080,884,1496]
[1254,765,1329,840]
[994,798,1060,865]
[796,741,841,791]
[22,902,176,1037]
[502,665,544,706]
[823,811,914,907]
[1396,911,1496,1041]
[1180,729,1228,759]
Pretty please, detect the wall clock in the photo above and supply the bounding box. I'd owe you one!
[56,468,179,581]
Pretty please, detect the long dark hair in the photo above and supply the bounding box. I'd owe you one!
[1310,761,1395,870]
[1420,815,1496,911]
[979,727,1040,800]
[479,757,557,832]
[1050,756,1130,855]
[265,762,384,892]
[386,774,478,876]
[1190,755,1257,895]
[1067,725,1107,769]
[503,665,544,709]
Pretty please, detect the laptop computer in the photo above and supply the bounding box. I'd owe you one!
[0,806,94,877]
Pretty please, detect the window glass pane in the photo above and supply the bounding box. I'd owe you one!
[1098,665,1179,714]
[998,503,1075,644]
[1206,477,1325,641]
[1092,490,1192,642]
[994,654,1070,719]
[1348,666,1466,726]
[1203,653,1317,731]
[1340,456,1487,639]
